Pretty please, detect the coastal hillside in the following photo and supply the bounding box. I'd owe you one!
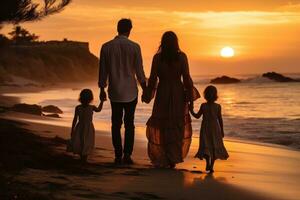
[0,41,99,84]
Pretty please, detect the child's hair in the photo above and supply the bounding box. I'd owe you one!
[79,89,94,106]
[204,85,218,103]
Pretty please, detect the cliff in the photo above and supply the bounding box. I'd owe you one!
[0,41,98,84]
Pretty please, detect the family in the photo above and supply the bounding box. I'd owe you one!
[70,18,229,173]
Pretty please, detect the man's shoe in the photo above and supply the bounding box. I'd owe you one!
[123,156,134,165]
[114,157,122,165]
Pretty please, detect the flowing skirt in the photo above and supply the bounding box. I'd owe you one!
[146,83,195,167]
[71,122,95,156]
[195,120,229,160]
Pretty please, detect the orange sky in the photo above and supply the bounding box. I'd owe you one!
[2,0,300,75]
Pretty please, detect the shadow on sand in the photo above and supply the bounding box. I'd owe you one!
[0,118,282,200]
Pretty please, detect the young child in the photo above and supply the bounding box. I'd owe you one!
[189,85,229,173]
[70,89,103,163]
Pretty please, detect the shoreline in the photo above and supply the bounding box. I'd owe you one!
[2,109,299,153]
[1,112,300,200]
[1,82,300,152]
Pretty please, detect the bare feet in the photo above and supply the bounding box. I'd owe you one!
[169,163,176,169]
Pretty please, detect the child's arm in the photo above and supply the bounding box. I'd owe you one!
[218,104,224,138]
[71,106,79,136]
[189,103,203,119]
[93,101,104,112]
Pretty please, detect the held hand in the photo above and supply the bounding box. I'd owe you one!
[141,90,151,104]
[141,92,147,103]
[100,89,107,101]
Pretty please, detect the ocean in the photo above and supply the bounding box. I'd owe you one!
[6,74,300,150]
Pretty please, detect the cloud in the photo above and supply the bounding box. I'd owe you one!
[277,2,300,11]
[49,4,300,34]
[175,11,300,28]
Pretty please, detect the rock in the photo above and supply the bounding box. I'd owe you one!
[44,113,61,118]
[12,103,42,115]
[42,105,63,114]
[210,76,241,84]
[262,72,299,82]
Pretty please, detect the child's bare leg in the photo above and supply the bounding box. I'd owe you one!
[204,155,211,171]
[209,157,215,173]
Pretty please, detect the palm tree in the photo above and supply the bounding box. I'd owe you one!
[9,25,39,44]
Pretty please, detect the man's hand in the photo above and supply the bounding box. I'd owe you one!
[140,81,148,103]
[100,87,107,101]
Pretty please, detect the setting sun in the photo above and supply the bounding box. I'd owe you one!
[220,46,235,58]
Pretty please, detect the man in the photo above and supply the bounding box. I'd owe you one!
[99,18,146,165]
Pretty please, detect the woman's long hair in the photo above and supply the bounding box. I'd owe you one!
[157,31,181,62]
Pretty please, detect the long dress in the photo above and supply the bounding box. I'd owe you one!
[72,105,95,156]
[145,52,200,167]
[195,103,229,160]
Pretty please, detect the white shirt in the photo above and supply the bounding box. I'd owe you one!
[98,35,146,102]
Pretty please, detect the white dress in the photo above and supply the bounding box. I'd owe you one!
[71,105,95,155]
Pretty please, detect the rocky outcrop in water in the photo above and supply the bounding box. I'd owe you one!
[42,105,63,114]
[11,103,62,118]
[12,104,42,115]
[210,76,241,84]
[262,72,300,82]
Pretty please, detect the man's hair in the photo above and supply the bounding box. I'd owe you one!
[117,18,132,34]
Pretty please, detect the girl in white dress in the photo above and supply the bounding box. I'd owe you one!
[190,85,229,173]
[70,89,103,163]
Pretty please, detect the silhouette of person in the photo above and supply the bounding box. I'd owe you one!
[142,31,200,168]
[98,18,146,165]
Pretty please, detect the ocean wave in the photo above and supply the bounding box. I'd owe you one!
[242,76,274,83]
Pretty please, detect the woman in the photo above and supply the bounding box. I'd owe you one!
[143,31,200,168]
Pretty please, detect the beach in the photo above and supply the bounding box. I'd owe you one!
[1,1,300,198]
[1,109,300,200]
[0,78,300,200]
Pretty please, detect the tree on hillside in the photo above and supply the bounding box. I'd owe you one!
[0,0,71,25]
[9,25,39,43]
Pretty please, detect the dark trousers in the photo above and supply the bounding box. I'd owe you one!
[110,98,137,158]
